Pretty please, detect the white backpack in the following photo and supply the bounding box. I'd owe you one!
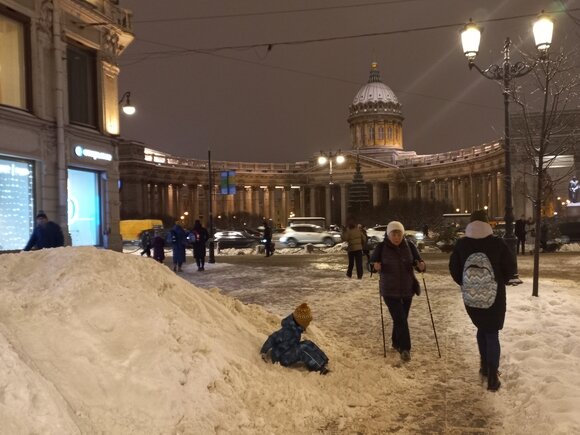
[461,252,497,308]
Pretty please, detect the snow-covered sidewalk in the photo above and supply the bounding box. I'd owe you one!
[0,248,578,434]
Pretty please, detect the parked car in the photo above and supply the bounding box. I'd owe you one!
[366,225,424,245]
[214,230,261,249]
[366,225,388,243]
[279,224,335,248]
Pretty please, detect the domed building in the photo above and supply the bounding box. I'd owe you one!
[348,62,404,151]
[115,63,578,240]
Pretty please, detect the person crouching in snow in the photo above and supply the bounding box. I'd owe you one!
[260,303,330,375]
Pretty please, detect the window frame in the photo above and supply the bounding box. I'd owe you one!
[66,41,99,128]
[0,5,32,111]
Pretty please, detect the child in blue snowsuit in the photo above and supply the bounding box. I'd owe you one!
[260,303,329,374]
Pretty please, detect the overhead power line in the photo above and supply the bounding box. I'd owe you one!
[126,7,580,55]
[132,0,428,24]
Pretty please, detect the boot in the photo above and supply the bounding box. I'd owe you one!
[479,358,488,378]
[487,366,501,392]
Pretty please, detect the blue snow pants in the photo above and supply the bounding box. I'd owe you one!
[279,340,328,372]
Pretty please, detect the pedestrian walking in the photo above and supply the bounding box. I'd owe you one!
[514,215,527,255]
[169,221,187,272]
[190,219,209,271]
[449,210,516,391]
[152,230,165,263]
[263,220,273,257]
[370,221,426,362]
[139,230,152,257]
[342,219,366,279]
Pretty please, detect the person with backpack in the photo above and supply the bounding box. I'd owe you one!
[449,210,516,392]
[370,221,425,362]
[190,220,209,271]
[260,303,330,375]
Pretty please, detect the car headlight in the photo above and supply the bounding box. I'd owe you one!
[280,236,287,243]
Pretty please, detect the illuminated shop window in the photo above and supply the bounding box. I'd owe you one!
[0,8,29,109]
[68,168,101,246]
[0,157,34,251]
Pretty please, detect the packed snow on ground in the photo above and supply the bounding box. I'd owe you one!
[1,247,579,434]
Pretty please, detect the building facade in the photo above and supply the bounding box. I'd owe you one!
[118,63,579,232]
[0,0,133,252]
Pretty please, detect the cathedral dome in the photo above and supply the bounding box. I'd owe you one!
[348,62,404,151]
[352,63,399,106]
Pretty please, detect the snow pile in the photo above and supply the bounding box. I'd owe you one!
[2,248,580,433]
[0,247,367,434]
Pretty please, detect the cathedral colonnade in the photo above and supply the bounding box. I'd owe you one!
[119,141,508,228]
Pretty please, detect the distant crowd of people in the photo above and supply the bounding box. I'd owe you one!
[139,219,210,272]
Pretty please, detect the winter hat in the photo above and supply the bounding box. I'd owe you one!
[470,209,489,223]
[36,210,47,219]
[293,303,313,329]
[386,221,405,235]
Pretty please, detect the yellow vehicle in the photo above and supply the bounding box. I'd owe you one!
[120,219,163,241]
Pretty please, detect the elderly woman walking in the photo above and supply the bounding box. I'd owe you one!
[371,221,425,362]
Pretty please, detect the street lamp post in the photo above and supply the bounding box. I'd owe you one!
[318,151,345,225]
[460,13,553,281]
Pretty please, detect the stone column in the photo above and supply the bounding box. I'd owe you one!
[269,187,276,222]
[299,187,305,216]
[309,186,317,216]
[372,183,380,207]
[388,182,397,201]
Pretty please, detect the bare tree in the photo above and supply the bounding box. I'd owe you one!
[511,48,580,297]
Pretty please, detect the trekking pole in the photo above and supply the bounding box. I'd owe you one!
[421,272,441,358]
[379,292,387,358]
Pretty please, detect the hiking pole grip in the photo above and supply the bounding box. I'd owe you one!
[421,272,442,359]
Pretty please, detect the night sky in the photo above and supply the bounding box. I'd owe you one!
[118,0,579,163]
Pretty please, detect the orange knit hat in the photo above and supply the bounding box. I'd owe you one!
[293,303,313,329]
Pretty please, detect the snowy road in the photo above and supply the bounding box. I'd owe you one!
[177,251,580,434]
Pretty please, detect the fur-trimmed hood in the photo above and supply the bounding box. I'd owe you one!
[465,221,493,239]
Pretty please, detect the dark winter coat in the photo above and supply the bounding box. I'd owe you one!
[170,224,187,265]
[263,225,272,243]
[23,221,65,251]
[190,225,209,259]
[152,235,165,262]
[370,238,422,299]
[260,314,328,372]
[514,219,526,239]
[449,221,516,331]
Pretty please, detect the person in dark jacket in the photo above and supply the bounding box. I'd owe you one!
[263,220,273,257]
[170,221,187,272]
[514,215,527,255]
[152,230,165,264]
[23,211,65,251]
[190,220,209,271]
[370,221,425,362]
[140,230,152,257]
[260,303,329,374]
[449,210,516,392]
